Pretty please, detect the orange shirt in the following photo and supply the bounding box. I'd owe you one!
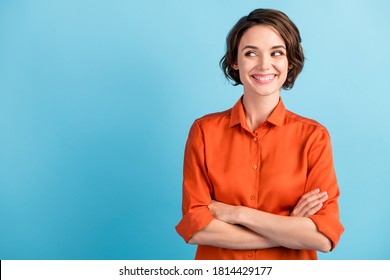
[176,97,344,260]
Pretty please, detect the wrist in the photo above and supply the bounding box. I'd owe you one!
[233,206,245,225]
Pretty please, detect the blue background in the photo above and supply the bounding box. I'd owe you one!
[0,0,389,260]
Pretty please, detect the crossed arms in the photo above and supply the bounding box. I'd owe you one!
[189,188,332,252]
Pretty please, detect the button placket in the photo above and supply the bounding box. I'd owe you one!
[249,132,260,207]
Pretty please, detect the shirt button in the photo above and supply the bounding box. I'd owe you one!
[248,252,254,257]
[250,195,256,200]
[252,164,258,170]
[253,137,258,142]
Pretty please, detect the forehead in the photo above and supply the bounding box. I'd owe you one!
[239,24,285,47]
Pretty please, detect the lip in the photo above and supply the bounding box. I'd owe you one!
[251,74,276,84]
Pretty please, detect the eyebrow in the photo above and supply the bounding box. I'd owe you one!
[241,45,286,51]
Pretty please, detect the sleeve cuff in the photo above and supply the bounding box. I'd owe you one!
[309,214,344,250]
[175,207,215,243]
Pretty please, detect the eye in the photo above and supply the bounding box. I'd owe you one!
[272,50,284,57]
[244,51,257,57]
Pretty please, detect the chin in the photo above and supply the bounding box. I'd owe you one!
[251,88,280,97]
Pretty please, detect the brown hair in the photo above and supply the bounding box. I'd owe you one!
[220,9,304,90]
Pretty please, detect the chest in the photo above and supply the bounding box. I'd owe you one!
[205,126,310,214]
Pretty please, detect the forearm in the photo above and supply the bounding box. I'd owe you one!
[236,207,331,252]
[188,219,279,250]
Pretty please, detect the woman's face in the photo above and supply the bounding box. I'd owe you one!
[234,25,290,98]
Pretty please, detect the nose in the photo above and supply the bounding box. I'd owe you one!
[256,54,271,71]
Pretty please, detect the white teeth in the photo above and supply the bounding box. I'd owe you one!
[254,75,274,81]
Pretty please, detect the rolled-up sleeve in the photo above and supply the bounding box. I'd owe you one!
[306,127,344,250]
[175,121,215,242]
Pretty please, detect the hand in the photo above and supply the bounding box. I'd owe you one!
[291,188,328,217]
[208,200,239,224]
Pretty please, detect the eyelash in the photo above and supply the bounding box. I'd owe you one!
[272,51,284,56]
[245,51,257,57]
[244,50,285,57]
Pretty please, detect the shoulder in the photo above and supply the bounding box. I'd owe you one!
[186,109,232,143]
[192,109,232,129]
[283,109,332,144]
[285,109,327,131]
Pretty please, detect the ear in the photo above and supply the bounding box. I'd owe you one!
[288,65,294,70]
[232,64,239,70]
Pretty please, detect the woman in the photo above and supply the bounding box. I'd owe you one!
[176,8,344,260]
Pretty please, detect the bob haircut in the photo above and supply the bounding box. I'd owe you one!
[220,9,305,90]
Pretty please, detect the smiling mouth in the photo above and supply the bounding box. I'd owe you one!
[252,74,276,83]
[252,74,275,83]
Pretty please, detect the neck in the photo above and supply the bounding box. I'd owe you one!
[242,93,280,132]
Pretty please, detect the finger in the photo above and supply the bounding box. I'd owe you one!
[304,191,327,204]
[296,191,328,210]
[300,199,323,214]
[300,193,328,216]
[299,188,320,200]
[293,191,325,213]
[293,192,328,217]
[208,200,219,212]
[294,189,323,209]
[318,193,328,204]
[303,203,323,217]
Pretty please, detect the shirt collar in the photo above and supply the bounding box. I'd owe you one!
[230,96,286,128]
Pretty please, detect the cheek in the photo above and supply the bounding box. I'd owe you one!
[237,61,255,77]
[238,66,253,83]
[278,63,289,77]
